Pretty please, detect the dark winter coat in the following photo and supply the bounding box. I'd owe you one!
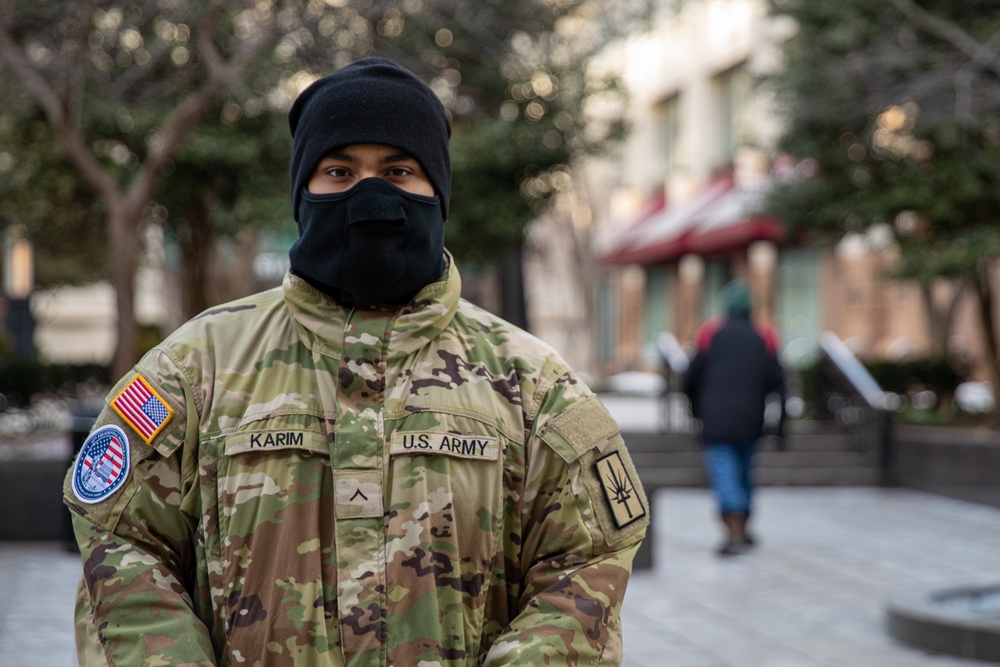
[682,314,786,444]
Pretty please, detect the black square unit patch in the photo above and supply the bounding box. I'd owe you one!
[594,450,646,529]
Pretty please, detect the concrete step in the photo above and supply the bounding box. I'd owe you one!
[625,437,877,456]
[626,425,885,487]
[757,466,883,485]
[623,428,880,455]
[0,458,72,542]
[757,450,878,468]
[629,449,877,469]
[636,467,706,487]
[636,465,883,488]
[628,451,703,468]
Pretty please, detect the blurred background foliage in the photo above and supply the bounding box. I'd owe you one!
[0,0,996,423]
[0,0,640,375]
[0,107,106,286]
[0,0,634,283]
[763,0,1000,396]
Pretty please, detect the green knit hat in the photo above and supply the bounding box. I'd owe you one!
[722,280,752,316]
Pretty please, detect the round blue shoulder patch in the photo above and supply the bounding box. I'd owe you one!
[72,425,131,504]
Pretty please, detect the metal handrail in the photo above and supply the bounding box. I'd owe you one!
[816,331,894,484]
[655,332,696,434]
[656,332,689,376]
[819,332,895,411]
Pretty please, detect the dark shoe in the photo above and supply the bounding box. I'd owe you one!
[719,513,754,554]
[716,539,750,556]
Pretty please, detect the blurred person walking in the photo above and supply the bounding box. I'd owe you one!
[683,280,786,556]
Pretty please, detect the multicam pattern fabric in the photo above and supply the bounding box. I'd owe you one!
[65,258,648,667]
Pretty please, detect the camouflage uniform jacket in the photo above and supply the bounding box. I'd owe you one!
[65,258,649,667]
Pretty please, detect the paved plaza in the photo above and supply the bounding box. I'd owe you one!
[2,393,997,666]
[2,486,999,666]
[623,487,1000,667]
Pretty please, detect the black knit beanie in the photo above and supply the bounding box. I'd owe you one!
[288,57,452,222]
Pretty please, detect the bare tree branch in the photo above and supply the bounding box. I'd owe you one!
[0,20,122,203]
[888,0,1000,79]
[62,0,103,129]
[195,0,230,81]
[0,0,13,29]
[197,5,277,87]
[454,5,511,64]
[129,7,279,209]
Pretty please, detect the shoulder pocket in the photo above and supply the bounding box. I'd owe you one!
[537,396,649,548]
[64,370,188,527]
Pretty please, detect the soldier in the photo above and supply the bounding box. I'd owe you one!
[65,57,648,666]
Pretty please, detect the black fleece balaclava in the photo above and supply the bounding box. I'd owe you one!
[286,57,452,305]
[288,57,452,223]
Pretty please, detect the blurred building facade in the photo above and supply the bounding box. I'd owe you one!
[584,0,987,381]
[21,0,994,387]
[30,230,288,366]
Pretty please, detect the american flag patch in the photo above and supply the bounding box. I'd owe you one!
[111,375,174,444]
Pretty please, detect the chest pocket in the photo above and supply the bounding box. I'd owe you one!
[385,412,507,539]
[214,417,339,661]
[217,420,329,540]
[383,411,510,652]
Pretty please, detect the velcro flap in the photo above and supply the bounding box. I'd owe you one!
[538,395,621,463]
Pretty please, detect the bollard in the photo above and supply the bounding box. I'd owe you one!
[632,505,654,571]
[632,477,657,571]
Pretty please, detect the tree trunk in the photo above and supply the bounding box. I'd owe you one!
[108,203,138,381]
[920,277,966,358]
[973,262,1000,422]
[501,245,528,331]
[178,193,217,320]
[1,3,280,371]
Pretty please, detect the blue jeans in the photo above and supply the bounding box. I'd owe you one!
[704,441,758,516]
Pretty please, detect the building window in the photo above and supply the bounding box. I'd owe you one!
[714,63,752,168]
[644,266,672,344]
[897,282,913,303]
[655,0,703,19]
[653,95,681,181]
[847,284,862,306]
[598,275,618,364]
[776,247,821,365]
[701,259,731,320]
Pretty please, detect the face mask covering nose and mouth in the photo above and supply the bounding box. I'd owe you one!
[289,178,446,306]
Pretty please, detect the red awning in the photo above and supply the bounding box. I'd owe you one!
[599,171,782,265]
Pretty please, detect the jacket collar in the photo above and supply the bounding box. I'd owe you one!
[282,251,461,358]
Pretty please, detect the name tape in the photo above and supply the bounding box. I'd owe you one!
[390,432,499,461]
[226,430,327,456]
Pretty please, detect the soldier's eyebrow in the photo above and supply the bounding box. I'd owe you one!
[320,151,356,162]
[379,153,416,164]
[318,151,417,164]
